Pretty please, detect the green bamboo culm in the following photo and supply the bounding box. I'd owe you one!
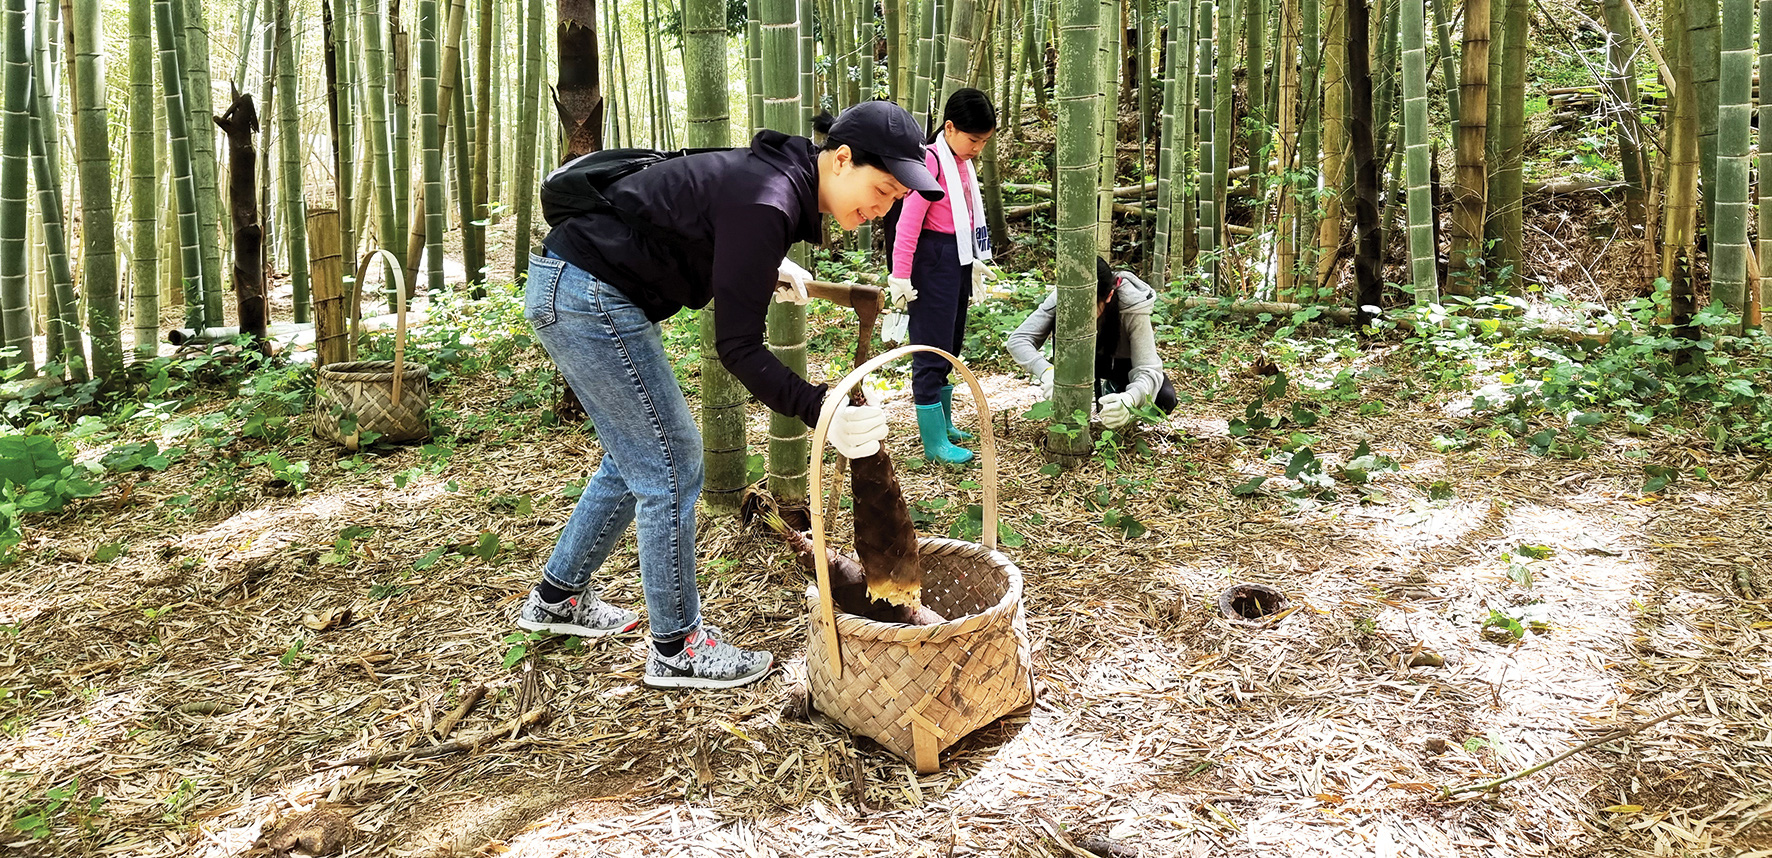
[509,0,543,280]
[1448,0,1488,294]
[1274,0,1299,297]
[449,60,474,283]
[1176,0,1198,265]
[470,0,492,290]
[331,0,360,304]
[1399,0,1436,302]
[1149,0,1185,285]
[359,0,401,298]
[180,0,224,328]
[157,0,212,329]
[1429,0,1459,137]
[1245,0,1268,171]
[687,0,748,514]
[746,0,764,133]
[829,0,856,107]
[232,0,256,89]
[30,59,85,380]
[70,0,123,380]
[1314,0,1344,289]
[915,0,939,121]
[1092,0,1115,255]
[942,0,979,93]
[1051,0,1101,464]
[0,0,34,376]
[1212,0,1233,258]
[129,0,158,358]
[417,0,445,294]
[1662,0,1699,329]
[1712,0,1751,323]
[1491,0,1525,290]
[390,7,412,260]
[1601,0,1645,229]
[30,0,84,379]
[981,29,1011,254]
[1370,0,1400,180]
[857,0,878,248]
[1196,0,1217,290]
[882,0,903,104]
[761,0,811,505]
[1292,0,1318,293]
[1759,0,1772,332]
[1690,0,1719,231]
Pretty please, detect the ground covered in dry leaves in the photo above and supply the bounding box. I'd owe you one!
[4,290,1771,858]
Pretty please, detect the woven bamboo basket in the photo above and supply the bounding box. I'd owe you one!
[805,345,1035,773]
[314,249,430,450]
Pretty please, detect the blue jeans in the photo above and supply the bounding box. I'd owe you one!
[524,251,701,641]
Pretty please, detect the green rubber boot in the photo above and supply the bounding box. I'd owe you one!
[916,403,974,464]
[938,385,972,442]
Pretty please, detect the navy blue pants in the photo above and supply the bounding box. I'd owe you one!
[908,230,971,405]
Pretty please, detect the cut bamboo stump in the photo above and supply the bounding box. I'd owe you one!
[307,208,348,367]
[806,345,1035,774]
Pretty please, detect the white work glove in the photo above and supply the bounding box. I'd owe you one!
[773,257,812,304]
[881,311,909,345]
[970,261,997,295]
[886,275,918,309]
[1097,392,1136,429]
[829,401,888,458]
[1038,367,1054,401]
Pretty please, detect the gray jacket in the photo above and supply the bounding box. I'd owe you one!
[1006,271,1165,406]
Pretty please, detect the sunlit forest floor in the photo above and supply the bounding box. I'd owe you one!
[4,202,1771,856]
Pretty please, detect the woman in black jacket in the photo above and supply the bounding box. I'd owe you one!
[516,102,944,690]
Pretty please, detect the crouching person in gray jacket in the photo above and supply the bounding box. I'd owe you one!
[1006,257,1176,428]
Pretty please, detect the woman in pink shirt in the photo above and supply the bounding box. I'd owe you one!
[887,88,998,465]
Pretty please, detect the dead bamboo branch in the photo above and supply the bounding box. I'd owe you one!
[315,705,548,771]
[1438,709,1682,799]
[432,683,486,740]
[1619,0,1673,98]
[1002,180,1159,199]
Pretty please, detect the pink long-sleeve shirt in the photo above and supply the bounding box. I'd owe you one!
[890,147,973,279]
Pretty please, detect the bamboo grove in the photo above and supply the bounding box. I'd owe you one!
[1,0,1769,461]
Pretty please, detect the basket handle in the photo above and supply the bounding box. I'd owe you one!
[353,248,410,401]
[808,344,997,678]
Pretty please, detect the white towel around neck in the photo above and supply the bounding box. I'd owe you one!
[932,133,992,267]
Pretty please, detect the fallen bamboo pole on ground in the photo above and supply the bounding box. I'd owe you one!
[1438,709,1682,799]
[1179,296,1612,345]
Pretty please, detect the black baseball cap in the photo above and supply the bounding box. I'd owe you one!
[826,101,945,201]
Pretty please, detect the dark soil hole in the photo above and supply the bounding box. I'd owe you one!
[1218,583,1289,622]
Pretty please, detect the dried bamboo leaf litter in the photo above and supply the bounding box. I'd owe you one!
[2,321,1768,857]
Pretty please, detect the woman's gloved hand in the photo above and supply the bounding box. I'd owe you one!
[829,402,889,458]
[1097,392,1136,428]
[774,257,813,304]
[1039,367,1055,401]
[970,261,997,295]
[886,276,918,309]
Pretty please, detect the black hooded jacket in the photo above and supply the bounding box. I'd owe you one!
[542,129,829,426]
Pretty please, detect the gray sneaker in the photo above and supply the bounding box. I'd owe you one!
[644,625,773,689]
[516,588,640,637]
